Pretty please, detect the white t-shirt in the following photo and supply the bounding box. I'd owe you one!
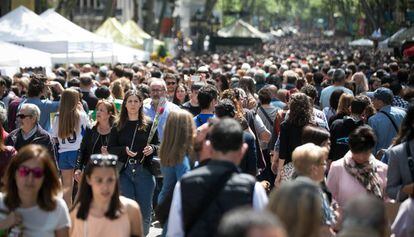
[51,111,90,153]
[0,193,71,237]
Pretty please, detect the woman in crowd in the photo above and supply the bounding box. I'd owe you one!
[327,126,388,208]
[108,89,159,236]
[157,109,193,234]
[268,178,322,237]
[51,88,90,207]
[328,93,354,126]
[0,145,70,237]
[172,83,189,106]
[70,154,143,237]
[74,99,117,182]
[0,125,16,184]
[238,76,257,110]
[292,143,336,236]
[275,93,314,185]
[215,74,230,95]
[386,102,414,202]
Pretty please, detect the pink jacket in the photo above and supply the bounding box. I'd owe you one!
[326,151,388,208]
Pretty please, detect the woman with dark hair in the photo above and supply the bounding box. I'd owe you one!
[108,90,159,235]
[323,89,344,121]
[386,102,414,202]
[0,145,70,236]
[215,74,230,94]
[327,126,388,208]
[239,76,257,109]
[275,93,314,186]
[74,100,117,182]
[172,83,189,106]
[70,154,143,237]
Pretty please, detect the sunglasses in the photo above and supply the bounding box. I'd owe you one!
[90,154,118,167]
[17,114,32,119]
[18,166,44,178]
[166,82,176,85]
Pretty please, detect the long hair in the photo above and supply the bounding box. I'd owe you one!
[0,125,6,152]
[2,145,61,211]
[58,88,80,138]
[115,90,148,131]
[95,99,117,127]
[336,93,354,115]
[221,89,244,120]
[71,158,122,220]
[268,179,322,237]
[239,76,256,95]
[110,79,124,100]
[393,102,414,145]
[159,109,195,166]
[287,93,313,127]
[173,83,189,105]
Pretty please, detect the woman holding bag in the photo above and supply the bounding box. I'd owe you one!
[108,90,159,236]
[74,100,117,182]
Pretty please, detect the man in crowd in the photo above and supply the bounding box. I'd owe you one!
[368,87,406,155]
[193,85,218,127]
[79,74,98,111]
[320,69,353,109]
[143,78,179,140]
[181,82,203,116]
[167,118,268,237]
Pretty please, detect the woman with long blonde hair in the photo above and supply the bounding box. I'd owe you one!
[157,109,194,235]
[51,88,90,207]
[158,109,193,201]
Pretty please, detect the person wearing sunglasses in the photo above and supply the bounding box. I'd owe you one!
[5,103,57,167]
[0,144,70,237]
[164,73,178,102]
[70,154,143,237]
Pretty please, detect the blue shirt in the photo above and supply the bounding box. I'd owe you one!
[270,98,286,110]
[193,113,215,127]
[319,85,353,109]
[368,105,406,154]
[20,97,59,132]
[143,100,179,140]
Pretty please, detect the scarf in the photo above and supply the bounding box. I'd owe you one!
[344,155,383,199]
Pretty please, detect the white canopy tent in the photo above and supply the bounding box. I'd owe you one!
[0,41,52,76]
[0,6,106,54]
[348,38,374,47]
[40,10,149,63]
[218,20,270,41]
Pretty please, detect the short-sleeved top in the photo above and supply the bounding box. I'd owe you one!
[0,194,70,237]
[193,113,215,127]
[51,111,90,153]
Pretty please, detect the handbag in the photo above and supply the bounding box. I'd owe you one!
[147,156,162,177]
[116,122,139,173]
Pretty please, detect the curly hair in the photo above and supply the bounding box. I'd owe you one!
[287,93,312,127]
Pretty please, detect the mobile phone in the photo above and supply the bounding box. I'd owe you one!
[191,75,200,82]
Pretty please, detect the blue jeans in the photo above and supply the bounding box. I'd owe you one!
[119,163,155,236]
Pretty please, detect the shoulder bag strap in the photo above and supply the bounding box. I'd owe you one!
[259,106,274,127]
[184,171,235,235]
[379,111,399,132]
[406,142,414,181]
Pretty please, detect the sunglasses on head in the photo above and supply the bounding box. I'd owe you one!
[17,114,32,119]
[90,154,118,167]
[18,166,44,178]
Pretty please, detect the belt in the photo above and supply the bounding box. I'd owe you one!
[128,158,138,165]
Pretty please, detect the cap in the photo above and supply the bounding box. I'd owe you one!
[373,87,393,104]
[197,66,209,73]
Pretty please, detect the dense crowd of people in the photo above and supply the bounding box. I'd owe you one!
[0,35,413,237]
